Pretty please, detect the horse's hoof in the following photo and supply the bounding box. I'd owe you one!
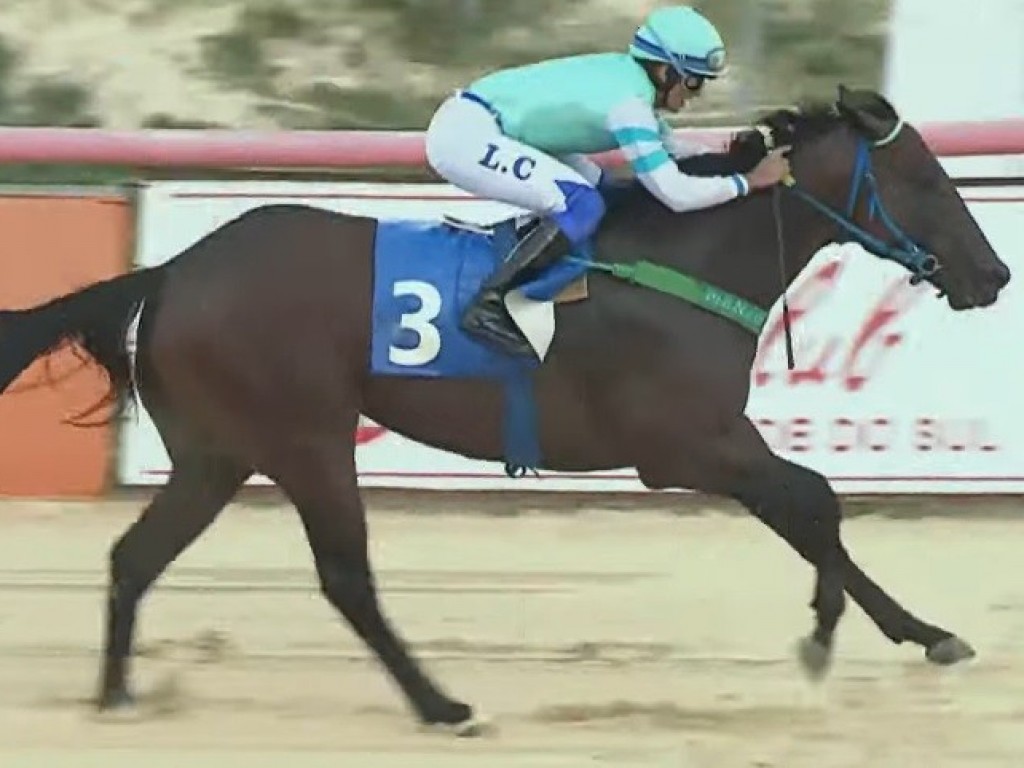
[422,704,495,738]
[449,712,495,738]
[797,635,833,681]
[93,690,143,723]
[926,636,976,666]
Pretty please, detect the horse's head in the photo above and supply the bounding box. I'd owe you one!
[746,85,1010,310]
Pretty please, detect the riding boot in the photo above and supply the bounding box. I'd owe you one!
[460,217,571,357]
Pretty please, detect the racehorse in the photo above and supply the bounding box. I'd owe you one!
[0,86,1009,734]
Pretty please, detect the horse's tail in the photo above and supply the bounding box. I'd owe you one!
[0,264,168,425]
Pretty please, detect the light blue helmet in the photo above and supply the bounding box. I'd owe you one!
[629,6,727,79]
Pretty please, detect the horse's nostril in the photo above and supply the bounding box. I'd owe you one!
[996,263,1011,287]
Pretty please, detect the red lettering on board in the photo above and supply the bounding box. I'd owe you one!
[753,259,928,391]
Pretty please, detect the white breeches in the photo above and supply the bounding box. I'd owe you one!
[425,93,596,218]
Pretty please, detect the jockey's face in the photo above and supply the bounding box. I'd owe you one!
[654,64,704,112]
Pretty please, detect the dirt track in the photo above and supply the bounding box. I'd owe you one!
[1,497,1022,767]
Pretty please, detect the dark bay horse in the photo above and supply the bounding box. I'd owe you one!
[0,86,1010,734]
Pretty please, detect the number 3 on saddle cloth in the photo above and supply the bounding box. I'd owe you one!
[369,214,590,477]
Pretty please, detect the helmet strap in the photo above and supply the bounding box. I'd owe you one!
[639,60,679,106]
[661,65,682,93]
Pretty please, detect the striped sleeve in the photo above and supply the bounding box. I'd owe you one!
[606,97,749,213]
[657,116,713,159]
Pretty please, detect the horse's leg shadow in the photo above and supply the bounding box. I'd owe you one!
[260,427,491,737]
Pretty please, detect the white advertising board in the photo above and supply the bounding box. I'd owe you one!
[119,178,1024,494]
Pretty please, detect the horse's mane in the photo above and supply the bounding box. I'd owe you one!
[675,97,845,178]
[606,87,897,211]
[748,98,847,147]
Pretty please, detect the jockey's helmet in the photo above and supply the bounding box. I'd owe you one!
[629,6,727,81]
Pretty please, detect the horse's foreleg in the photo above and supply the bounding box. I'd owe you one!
[840,553,974,664]
[638,415,848,678]
[724,436,848,678]
[654,416,973,674]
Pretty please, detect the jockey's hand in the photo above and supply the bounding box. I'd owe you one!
[744,147,792,191]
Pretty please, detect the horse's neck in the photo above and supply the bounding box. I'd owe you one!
[608,189,837,311]
[740,191,839,308]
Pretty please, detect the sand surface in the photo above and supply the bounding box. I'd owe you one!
[0,498,1022,766]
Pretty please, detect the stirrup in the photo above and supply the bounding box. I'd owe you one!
[460,295,536,358]
[483,219,565,292]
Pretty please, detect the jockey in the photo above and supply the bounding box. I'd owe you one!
[425,5,791,357]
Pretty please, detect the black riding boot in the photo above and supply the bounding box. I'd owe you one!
[460,218,570,357]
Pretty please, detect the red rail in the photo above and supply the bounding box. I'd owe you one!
[0,119,1019,170]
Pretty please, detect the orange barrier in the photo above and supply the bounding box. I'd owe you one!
[0,194,129,497]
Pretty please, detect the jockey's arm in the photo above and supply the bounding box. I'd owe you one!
[656,116,713,159]
[605,98,748,213]
[557,119,716,190]
[659,114,771,176]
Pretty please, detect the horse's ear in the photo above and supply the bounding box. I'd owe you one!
[834,84,901,143]
[835,83,864,120]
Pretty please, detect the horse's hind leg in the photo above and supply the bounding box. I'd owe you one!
[98,451,250,711]
[260,428,481,734]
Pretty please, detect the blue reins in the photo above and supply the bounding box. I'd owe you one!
[782,128,939,286]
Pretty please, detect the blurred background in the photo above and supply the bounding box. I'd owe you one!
[0,0,1019,182]
[0,0,893,132]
